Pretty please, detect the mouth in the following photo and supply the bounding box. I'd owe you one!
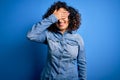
[58,21,66,26]
[59,23,65,26]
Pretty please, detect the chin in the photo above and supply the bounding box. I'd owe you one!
[59,27,66,30]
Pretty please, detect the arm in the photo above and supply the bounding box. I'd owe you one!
[27,9,69,43]
[77,36,87,80]
[27,14,58,43]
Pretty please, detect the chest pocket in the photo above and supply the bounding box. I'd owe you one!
[66,39,79,58]
[47,37,60,52]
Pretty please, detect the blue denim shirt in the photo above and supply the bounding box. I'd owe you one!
[27,14,86,80]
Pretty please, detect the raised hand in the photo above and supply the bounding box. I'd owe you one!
[53,8,70,20]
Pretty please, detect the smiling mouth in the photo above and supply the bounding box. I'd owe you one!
[59,23,64,26]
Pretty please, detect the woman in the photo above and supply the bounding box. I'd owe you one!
[27,1,86,80]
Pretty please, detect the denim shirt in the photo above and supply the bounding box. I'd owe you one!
[27,14,86,80]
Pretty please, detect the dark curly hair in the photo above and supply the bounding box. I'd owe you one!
[42,1,81,31]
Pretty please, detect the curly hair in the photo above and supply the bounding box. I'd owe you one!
[42,1,81,31]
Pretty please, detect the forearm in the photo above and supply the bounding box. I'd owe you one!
[78,60,86,80]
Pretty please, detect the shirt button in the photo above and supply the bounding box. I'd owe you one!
[59,56,62,60]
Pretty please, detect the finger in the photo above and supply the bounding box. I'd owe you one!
[61,13,69,19]
[65,11,70,16]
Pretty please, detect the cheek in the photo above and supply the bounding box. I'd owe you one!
[65,19,69,25]
[66,22,69,26]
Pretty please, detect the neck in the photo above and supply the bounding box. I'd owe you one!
[59,30,66,34]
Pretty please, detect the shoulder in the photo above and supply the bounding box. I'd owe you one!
[72,33,84,47]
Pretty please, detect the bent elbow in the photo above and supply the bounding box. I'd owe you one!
[26,32,36,41]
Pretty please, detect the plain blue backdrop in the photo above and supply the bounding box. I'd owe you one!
[0,0,120,80]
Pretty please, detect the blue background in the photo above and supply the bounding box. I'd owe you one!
[0,0,120,80]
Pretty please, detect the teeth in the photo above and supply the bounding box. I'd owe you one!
[60,23,64,26]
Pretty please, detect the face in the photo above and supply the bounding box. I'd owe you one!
[56,8,69,33]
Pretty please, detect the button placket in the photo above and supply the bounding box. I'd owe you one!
[57,37,65,75]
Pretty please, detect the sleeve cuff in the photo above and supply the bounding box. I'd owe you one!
[48,14,58,23]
